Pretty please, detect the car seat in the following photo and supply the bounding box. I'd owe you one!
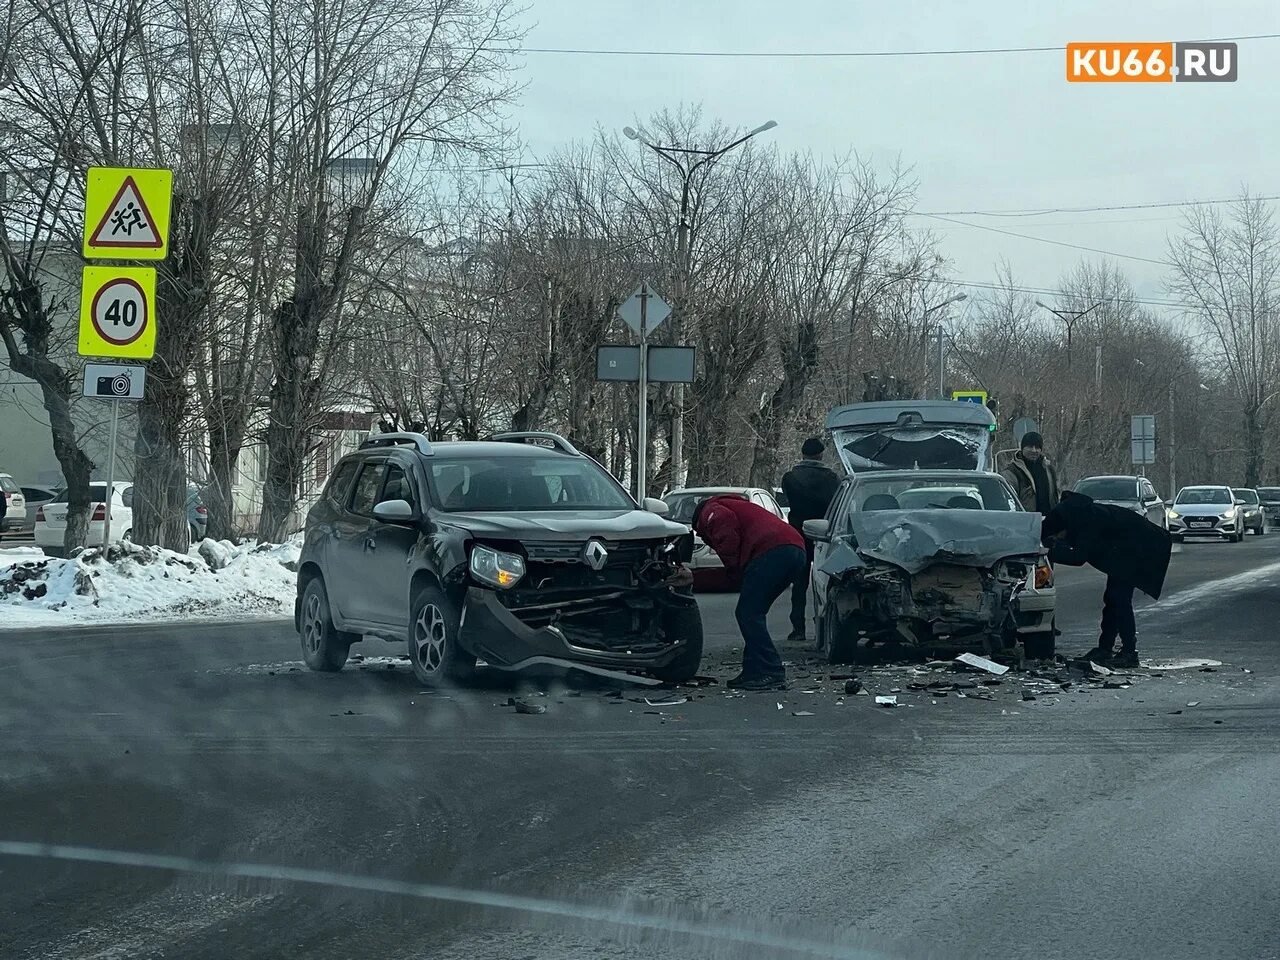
[947,494,982,510]
[862,493,901,511]
[463,471,510,510]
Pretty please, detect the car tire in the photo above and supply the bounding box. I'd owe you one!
[408,585,477,686]
[651,603,704,683]
[299,577,353,672]
[823,606,862,665]
[1022,628,1056,660]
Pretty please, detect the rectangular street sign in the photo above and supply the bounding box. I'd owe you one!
[951,390,988,405]
[78,265,157,360]
[596,345,696,383]
[1132,438,1156,465]
[83,362,146,401]
[1131,414,1156,440]
[83,167,173,260]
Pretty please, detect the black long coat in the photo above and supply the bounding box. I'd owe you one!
[1041,490,1173,600]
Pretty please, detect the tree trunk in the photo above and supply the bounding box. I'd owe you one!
[749,320,818,488]
[259,298,314,542]
[1244,404,1264,487]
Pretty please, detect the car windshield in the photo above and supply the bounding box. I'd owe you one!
[849,475,1018,515]
[663,492,722,524]
[1235,489,1259,504]
[1259,488,1280,501]
[1075,478,1138,500]
[1176,487,1232,505]
[429,456,633,512]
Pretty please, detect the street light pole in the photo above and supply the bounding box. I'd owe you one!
[922,294,968,399]
[623,120,778,488]
[1034,300,1103,367]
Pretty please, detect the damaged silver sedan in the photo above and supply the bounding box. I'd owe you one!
[804,470,1055,663]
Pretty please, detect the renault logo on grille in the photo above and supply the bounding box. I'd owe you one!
[582,539,608,570]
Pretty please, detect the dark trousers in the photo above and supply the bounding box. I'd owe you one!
[789,538,815,634]
[1099,577,1136,651]
[736,545,807,677]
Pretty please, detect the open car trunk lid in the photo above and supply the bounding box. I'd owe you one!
[825,401,996,475]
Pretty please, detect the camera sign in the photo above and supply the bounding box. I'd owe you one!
[78,266,157,360]
[82,362,146,401]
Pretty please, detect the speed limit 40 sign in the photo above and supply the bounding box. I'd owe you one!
[78,266,157,360]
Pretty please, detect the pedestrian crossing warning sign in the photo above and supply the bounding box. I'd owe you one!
[83,167,173,260]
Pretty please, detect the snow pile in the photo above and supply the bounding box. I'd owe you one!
[0,538,301,628]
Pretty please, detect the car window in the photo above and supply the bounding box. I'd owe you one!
[826,482,853,524]
[1236,489,1259,504]
[1176,487,1231,504]
[52,485,110,503]
[850,476,1018,512]
[1075,478,1138,500]
[429,455,633,512]
[1258,488,1280,500]
[120,486,134,508]
[380,463,415,507]
[0,476,19,494]
[761,493,782,516]
[349,462,385,516]
[1139,480,1157,501]
[326,460,360,507]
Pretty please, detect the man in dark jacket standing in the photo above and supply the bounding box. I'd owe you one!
[1005,431,1061,514]
[1042,490,1172,668]
[692,494,806,690]
[780,438,842,642]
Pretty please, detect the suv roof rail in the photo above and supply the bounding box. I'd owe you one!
[487,431,580,455]
[359,432,434,455]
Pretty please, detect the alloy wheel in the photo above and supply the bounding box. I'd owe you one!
[302,592,324,655]
[414,603,447,674]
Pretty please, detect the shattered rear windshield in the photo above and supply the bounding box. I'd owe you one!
[839,428,986,471]
[1074,478,1139,500]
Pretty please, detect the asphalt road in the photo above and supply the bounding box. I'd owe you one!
[2,536,1279,959]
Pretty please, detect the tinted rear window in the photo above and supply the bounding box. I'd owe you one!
[52,485,109,503]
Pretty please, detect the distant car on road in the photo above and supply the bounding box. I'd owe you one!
[1232,488,1267,536]
[35,482,134,557]
[1073,475,1167,530]
[1258,487,1280,526]
[1167,485,1244,543]
[662,485,785,591]
[0,474,27,537]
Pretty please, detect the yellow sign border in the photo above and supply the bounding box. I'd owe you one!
[951,390,989,404]
[78,266,158,360]
[83,166,173,260]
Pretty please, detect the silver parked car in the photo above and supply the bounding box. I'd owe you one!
[1167,485,1245,543]
[1073,475,1167,530]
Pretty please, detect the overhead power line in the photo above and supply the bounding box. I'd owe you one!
[916,194,1280,218]
[915,213,1171,266]
[520,33,1280,58]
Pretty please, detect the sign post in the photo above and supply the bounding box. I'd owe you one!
[1131,414,1157,474]
[80,364,146,545]
[617,282,672,502]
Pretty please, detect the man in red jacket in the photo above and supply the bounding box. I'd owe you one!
[691,494,806,690]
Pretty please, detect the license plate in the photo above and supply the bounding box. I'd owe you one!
[1190,519,1212,527]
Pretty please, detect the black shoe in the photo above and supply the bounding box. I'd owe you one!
[1111,649,1139,669]
[785,630,807,643]
[1079,646,1115,665]
[727,672,787,691]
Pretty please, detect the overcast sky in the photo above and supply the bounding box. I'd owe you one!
[509,1,1280,316]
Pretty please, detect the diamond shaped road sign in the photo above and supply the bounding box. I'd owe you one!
[617,283,671,338]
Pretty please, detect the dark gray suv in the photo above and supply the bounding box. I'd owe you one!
[295,432,703,686]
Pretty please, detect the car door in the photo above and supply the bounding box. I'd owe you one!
[331,459,386,624]
[1139,479,1163,526]
[810,480,852,616]
[363,460,422,630]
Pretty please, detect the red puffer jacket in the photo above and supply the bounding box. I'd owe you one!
[693,495,804,578]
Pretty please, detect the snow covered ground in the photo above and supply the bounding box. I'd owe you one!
[0,538,299,629]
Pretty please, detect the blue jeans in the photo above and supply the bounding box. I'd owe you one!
[735,545,806,677]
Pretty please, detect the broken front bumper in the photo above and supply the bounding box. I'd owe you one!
[459,587,693,672]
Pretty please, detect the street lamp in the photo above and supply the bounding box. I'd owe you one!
[1035,299,1102,366]
[622,119,778,488]
[925,293,968,398]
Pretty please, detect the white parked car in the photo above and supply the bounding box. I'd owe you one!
[662,485,786,591]
[0,474,27,537]
[35,482,135,557]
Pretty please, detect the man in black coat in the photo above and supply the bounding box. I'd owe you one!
[780,437,842,642]
[1041,490,1172,668]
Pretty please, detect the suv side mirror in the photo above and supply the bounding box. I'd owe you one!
[642,497,670,516]
[372,499,417,524]
[803,519,831,542]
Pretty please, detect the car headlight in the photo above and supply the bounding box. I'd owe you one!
[1167,510,1180,519]
[1222,511,1234,519]
[470,544,525,589]
[1034,560,1053,589]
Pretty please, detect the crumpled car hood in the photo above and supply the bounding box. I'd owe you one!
[838,509,1044,574]
[439,509,687,541]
